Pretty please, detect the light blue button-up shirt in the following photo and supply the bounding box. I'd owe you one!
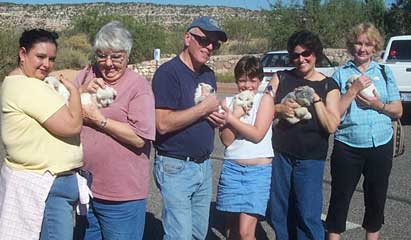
[334,60,400,148]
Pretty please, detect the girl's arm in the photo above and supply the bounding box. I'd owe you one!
[219,98,238,147]
[224,94,275,144]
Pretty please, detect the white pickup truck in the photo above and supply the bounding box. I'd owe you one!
[381,35,411,103]
[258,50,338,92]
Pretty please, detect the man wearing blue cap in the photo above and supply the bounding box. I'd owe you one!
[152,16,227,239]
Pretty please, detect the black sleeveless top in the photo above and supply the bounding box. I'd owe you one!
[272,70,339,160]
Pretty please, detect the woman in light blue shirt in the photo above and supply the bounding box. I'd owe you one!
[325,23,403,240]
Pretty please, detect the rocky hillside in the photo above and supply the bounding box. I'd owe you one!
[0,2,263,31]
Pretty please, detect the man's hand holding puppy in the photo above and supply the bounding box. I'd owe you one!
[201,95,226,128]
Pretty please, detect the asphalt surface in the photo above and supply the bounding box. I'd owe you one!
[143,127,411,240]
[0,94,410,240]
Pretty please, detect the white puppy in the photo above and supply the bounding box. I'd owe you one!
[194,83,215,104]
[81,87,117,108]
[346,74,378,98]
[44,76,117,108]
[44,76,70,103]
[228,90,255,115]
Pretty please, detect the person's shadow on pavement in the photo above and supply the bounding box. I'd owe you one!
[207,201,270,240]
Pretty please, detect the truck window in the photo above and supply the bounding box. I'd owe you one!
[316,55,332,67]
[387,40,411,62]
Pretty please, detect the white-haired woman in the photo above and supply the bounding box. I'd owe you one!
[74,21,155,240]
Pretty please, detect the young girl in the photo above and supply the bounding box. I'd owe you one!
[217,56,275,240]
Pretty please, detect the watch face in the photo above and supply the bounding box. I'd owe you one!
[100,118,108,128]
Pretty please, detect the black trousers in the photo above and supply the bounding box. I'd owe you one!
[325,139,393,233]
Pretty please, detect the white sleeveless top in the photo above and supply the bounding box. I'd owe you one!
[224,93,274,160]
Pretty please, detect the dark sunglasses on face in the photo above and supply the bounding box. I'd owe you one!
[289,50,313,60]
[189,32,221,50]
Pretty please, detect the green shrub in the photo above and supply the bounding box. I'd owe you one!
[55,47,91,70]
[0,30,19,81]
[55,33,93,70]
[70,10,170,64]
[215,72,235,83]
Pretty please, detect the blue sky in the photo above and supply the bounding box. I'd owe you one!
[0,0,398,10]
[0,0,272,10]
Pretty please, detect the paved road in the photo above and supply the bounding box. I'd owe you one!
[143,124,411,240]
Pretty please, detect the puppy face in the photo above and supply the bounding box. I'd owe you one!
[232,90,255,113]
[44,76,70,102]
[293,86,315,106]
[194,83,215,104]
[95,86,117,108]
[346,74,378,97]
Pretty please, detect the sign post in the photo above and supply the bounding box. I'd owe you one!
[154,48,160,70]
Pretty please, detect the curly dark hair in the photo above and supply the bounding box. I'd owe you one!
[234,55,264,82]
[287,30,324,62]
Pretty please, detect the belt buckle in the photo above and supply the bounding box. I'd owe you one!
[192,155,208,163]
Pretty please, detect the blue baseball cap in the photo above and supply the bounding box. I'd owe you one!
[187,16,227,42]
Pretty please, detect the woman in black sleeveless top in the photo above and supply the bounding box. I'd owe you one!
[267,30,340,240]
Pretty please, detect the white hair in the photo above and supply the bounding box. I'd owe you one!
[93,21,133,57]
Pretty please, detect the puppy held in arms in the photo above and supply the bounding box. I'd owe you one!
[278,85,315,124]
[228,90,255,116]
[194,83,215,104]
[346,74,378,97]
[44,76,117,108]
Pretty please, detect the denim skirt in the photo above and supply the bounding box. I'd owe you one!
[216,160,272,216]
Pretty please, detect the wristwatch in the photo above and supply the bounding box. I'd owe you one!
[100,118,108,128]
[313,98,322,104]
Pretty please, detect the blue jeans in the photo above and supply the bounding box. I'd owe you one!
[154,155,212,240]
[270,153,325,240]
[40,174,79,240]
[76,198,146,240]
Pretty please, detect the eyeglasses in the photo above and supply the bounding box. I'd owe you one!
[95,52,126,64]
[189,32,221,50]
[289,50,313,60]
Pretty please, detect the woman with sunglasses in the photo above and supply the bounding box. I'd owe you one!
[0,29,82,239]
[73,21,155,240]
[267,30,340,240]
[325,23,402,240]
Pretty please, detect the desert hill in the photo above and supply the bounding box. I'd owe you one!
[0,2,263,31]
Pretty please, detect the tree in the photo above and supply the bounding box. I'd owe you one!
[265,0,303,50]
[265,0,368,49]
[385,0,411,37]
[319,0,367,48]
[364,0,386,34]
[70,10,168,63]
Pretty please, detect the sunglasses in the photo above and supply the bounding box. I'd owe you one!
[189,32,221,50]
[95,52,126,64]
[289,50,313,60]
